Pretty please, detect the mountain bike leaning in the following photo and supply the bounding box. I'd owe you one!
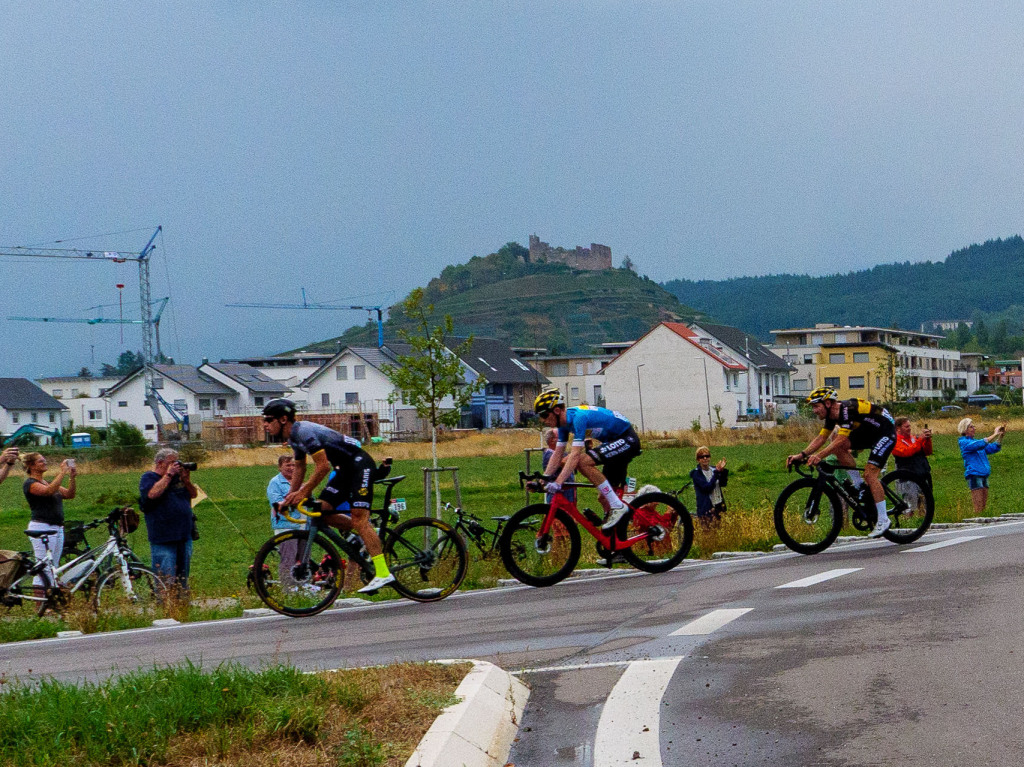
[250,474,468,617]
[498,471,694,587]
[774,461,934,554]
[0,507,162,617]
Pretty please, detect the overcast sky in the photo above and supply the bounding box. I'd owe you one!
[2,2,1022,379]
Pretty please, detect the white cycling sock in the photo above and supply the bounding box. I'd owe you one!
[598,480,625,509]
[875,500,888,525]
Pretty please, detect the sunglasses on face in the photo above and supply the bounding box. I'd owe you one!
[697,454,711,460]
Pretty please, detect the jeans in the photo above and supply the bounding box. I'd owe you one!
[150,539,193,593]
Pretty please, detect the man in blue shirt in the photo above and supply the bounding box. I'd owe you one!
[140,448,198,593]
[533,388,641,530]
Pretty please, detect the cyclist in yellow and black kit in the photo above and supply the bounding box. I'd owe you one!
[786,387,896,538]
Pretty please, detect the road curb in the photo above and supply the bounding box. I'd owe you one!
[405,659,529,767]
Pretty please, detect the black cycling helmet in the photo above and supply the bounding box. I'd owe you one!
[262,398,297,420]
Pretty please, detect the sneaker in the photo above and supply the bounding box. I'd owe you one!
[596,555,625,566]
[868,514,891,538]
[357,574,396,594]
[601,504,630,531]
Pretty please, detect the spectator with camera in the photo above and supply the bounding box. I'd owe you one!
[140,448,198,594]
[0,447,19,486]
[22,452,76,587]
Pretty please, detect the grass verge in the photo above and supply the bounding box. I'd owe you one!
[0,660,469,767]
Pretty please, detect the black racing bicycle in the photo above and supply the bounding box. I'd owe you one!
[441,501,509,559]
[774,462,934,555]
[251,474,468,617]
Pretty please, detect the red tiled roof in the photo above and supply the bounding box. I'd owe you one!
[661,323,747,370]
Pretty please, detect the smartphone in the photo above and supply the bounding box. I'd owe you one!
[67,459,76,469]
[923,423,928,429]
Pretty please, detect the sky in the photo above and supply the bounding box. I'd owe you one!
[2,2,1022,379]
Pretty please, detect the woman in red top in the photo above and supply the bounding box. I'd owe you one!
[892,417,933,488]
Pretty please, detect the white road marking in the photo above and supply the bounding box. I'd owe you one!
[902,535,984,553]
[776,567,862,588]
[513,659,633,674]
[593,657,683,767]
[670,607,753,636]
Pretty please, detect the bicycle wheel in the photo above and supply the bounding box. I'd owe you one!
[774,478,843,555]
[94,564,162,615]
[498,504,581,587]
[385,518,468,602]
[881,470,934,545]
[252,531,343,617]
[616,492,694,573]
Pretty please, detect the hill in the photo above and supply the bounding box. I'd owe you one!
[298,243,698,354]
[663,236,1024,342]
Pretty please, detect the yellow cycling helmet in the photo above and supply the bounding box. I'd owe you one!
[806,386,839,404]
[534,387,565,417]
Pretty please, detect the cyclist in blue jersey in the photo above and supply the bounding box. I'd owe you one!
[533,388,642,530]
[262,399,394,593]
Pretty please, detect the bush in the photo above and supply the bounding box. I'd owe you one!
[106,420,151,467]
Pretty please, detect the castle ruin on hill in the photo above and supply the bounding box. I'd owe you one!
[527,234,612,271]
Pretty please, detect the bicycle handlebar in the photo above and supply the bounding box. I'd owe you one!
[281,499,322,525]
[518,470,593,490]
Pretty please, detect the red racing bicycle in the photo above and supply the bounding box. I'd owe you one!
[498,471,694,587]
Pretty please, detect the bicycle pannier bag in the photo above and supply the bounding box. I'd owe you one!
[120,506,141,535]
[0,550,25,590]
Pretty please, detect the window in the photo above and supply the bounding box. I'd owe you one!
[216,398,227,410]
[345,392,359,405]
[875,376,881,389]
[570,387,579,399]
[173,398,187,412]
[593,384,602,402]
[145,424,155,431]
[353,365,366,380]
[849,376,865,389]
[31,413,38,423]
[321,393,330,407]
[792,379,810,391]
[824,377,840,388]
[549,362,569,377]
[783,354,797,364]
[853,352,870,363]
[254,396,264,407]
[199,398,211,410]
[118,400,128,408]
[52,389,63,397]
[829,353,845,364]
[575,363,584,375]
[803,355,814,364]
[336,366,348,380]
[88,410,101,420]
[723,370,730,391]
[48,413,55,423]
[11,413,18,424]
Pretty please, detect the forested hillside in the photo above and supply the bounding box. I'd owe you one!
[302,243,697,354]
[663,237,1024,348]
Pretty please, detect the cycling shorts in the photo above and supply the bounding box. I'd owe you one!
[863,433,896,469]
[319,452,375,511]
[586,427,642,488]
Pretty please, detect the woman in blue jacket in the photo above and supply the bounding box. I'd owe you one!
[690,446,728,527]
[958,417,1006,514]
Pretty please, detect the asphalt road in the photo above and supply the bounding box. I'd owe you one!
[3,522,1023,766]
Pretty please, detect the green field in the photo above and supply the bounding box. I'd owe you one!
[1,434,1019,607]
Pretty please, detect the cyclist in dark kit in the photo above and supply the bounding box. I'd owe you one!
[262,398,395,593]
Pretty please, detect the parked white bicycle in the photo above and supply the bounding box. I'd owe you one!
[0,507,163,617]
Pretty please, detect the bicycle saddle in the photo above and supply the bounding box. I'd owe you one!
[24,530,53,539]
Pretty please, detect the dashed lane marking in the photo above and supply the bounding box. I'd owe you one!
[593,657,683,767]
[902,535,984,553]
[776,567,862,589]
[670,607,753,635]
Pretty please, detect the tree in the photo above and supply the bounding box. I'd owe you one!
[381,288,484,470]
[622,255,637,273]
[77,367,92,378]
[99,350,145,378]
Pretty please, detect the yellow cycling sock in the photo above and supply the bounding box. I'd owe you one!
[372,554,391,578]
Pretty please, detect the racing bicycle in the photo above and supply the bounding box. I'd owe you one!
[250,474,468,617]
[441,501,509,559]
[774,462,934,555]
[498,471,694,587]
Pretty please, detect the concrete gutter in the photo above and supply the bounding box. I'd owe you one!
[405,659,529,767]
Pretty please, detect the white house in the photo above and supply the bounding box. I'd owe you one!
[601,323,750,432]
[36,375,121,430]
[0,378,70,443]
[197,362,289,414]
[103,365,238,439]
[688,322,795,417]
[226,352,332,408]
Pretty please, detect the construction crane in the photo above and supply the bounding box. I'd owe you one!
[226,289,386,347]
[0,227,166,428]
[9,297,171,359]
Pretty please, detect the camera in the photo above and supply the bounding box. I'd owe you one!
[177,461,198,471]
